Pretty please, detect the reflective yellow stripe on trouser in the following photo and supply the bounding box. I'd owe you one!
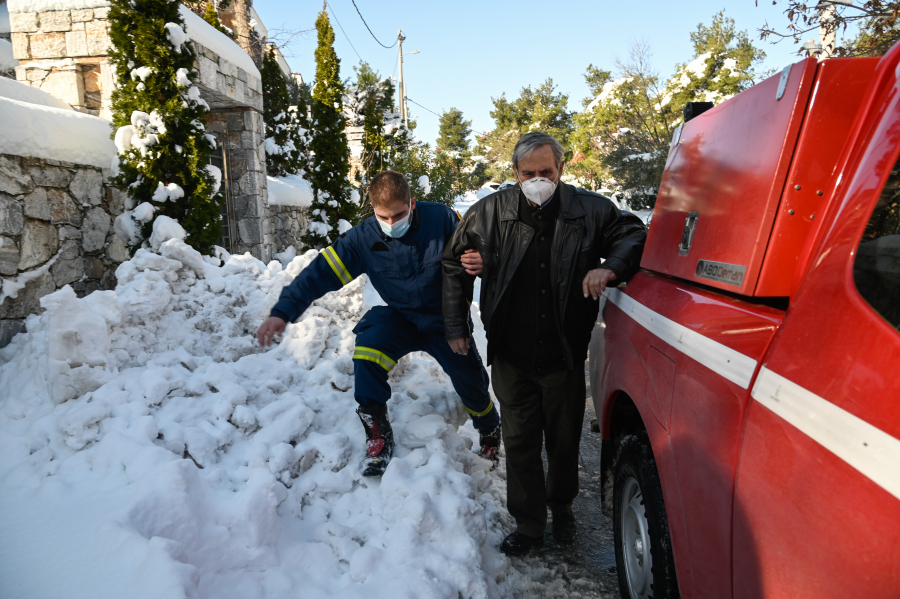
[353,346,397,372]
[322,246,353,286]
[465,400,494,417]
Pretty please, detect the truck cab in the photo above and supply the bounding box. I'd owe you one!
[590,44,900,599]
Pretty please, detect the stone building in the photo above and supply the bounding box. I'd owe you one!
[5,0,310,262]
[1,1,312,347]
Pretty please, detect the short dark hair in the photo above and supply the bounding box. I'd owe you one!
[369,171,410,208]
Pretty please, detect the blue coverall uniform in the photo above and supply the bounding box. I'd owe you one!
[270,201,499,432]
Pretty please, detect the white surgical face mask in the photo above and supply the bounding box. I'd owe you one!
[378,200,412,238]
[517,171,559,206]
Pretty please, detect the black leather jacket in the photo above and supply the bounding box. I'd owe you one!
[442,182,647,368]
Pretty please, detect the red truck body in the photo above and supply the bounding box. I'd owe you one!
[590,45,900,598]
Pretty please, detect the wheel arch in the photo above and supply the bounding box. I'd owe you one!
[600,391,647,518]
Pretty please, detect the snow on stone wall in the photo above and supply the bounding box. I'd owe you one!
[0,96,115,167]
[179,4,259,81]
[0,153,129,347]
[266,174,312,208]
[0,74,70,108]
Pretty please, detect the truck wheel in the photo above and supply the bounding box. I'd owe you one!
[614,434,679,599]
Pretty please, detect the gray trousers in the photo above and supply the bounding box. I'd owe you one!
[491,355,586,537]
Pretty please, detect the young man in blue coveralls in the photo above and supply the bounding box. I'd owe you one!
[256,171,500,477]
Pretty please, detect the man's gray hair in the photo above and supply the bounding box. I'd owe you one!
[511,132,565,169]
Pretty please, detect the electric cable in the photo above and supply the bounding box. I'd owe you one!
[406,98,486,136]
[324,1,362,62]
[351,0,398,48]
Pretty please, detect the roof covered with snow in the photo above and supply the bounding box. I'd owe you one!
[0,96,115,168]
[179,5,260,80]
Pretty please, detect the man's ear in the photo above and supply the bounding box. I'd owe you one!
[410,197,417,210]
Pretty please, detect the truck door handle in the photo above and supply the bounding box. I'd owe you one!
[679,212,699,256]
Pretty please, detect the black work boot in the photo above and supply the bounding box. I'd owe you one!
[477,424,501,465]
[356,403,394,477]
[500,531,544,556]
[551,506,577,543]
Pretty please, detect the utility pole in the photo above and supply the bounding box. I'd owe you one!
[397,29,407,128]
[819,2,837,58]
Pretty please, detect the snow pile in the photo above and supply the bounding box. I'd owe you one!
[0,76,72,110]
[417,174,431,195]
[7,0,109,12]
[0,243,570,598]
[267,174,314,208]
[0,96,116,168]
[179,4,260,80]
[0,39,18,72]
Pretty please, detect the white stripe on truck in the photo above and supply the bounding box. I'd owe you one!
[604,287,758,388]
[604,288,900,501]
[752,366,900,501]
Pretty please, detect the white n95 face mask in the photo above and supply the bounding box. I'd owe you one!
[379,200,412,238]
[519,176,558,206]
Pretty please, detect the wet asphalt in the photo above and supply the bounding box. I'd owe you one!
[509,368,622,598]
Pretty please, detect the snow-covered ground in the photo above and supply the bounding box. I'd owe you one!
[0,243,585,599]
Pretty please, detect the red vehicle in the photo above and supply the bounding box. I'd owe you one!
[590,45,900,599]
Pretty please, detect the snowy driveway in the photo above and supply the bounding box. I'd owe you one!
[0,244,617,598]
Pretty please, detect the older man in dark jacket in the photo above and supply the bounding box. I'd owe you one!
[442,132,647,555]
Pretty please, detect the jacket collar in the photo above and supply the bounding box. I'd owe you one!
[500,182,585,221]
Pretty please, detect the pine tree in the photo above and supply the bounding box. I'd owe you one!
[302,5,353,248]
[476,79,573,183]
[108,0,222,254]
[261,45,303,177]
[437,108,471,153]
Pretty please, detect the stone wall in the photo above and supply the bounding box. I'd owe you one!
[205,108,271,262]
[10,7,113,117]
[192,39,263,112]
[0,154,129,346]
[269,204,308,253]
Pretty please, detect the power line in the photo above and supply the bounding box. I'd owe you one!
[324,1,362,62]
[351,0,398,49]
[406,98,486,136]
[406,97,442,118]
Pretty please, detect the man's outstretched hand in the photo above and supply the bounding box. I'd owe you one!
[448,337,470,356]
[257,316,286,347]
[460,249,484,276]
[582,268,618,300]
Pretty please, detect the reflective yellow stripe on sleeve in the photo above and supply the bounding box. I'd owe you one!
[352,347,398,371]
[322,245,353,286]
[465,401,494,417]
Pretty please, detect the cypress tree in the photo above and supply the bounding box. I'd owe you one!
[108,0,222,254]
[202,2,232,37]
[302,4,353,248]
[261,46,301,177]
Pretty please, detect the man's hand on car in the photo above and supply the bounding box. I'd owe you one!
[448,337,470,356]
[461,249,484,276]
[257,316,286,347]
[583,268,617,300]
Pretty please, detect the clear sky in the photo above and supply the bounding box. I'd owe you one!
[253,0,813,147]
